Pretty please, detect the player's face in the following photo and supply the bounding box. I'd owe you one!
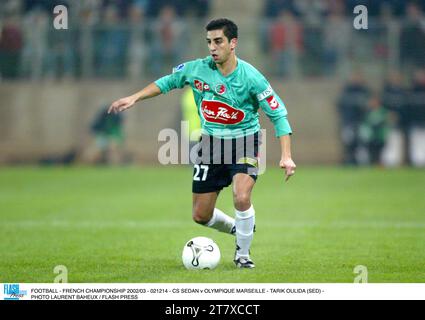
[206,29,236,64]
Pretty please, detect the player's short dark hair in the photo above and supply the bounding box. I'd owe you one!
[206,18,238,41]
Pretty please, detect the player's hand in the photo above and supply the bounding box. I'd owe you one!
[280,158,296,182]
[108,96,137,114]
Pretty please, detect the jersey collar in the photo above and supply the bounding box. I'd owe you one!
[217,57,239,79]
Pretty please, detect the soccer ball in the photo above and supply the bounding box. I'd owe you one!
[182,237,221,270]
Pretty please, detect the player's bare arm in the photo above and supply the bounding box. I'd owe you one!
[108,82,162,114]
[279,134,296,181]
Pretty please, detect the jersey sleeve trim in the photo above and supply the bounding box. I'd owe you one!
[256,85,273,101]
[273,116,293,137]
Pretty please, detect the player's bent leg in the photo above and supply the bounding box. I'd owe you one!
[232,173,256,268]
[192,192,218,224]
[192,192,235,234]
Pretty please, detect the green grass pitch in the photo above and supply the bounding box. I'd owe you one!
[0,166,424,283]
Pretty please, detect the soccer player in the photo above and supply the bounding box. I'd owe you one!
[108,18,296,268]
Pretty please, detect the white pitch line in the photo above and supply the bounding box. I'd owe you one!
[0,220,424,229]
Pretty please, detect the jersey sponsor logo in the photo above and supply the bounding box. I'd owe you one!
[257,85,273,101]
[266,95,280,110]
[201,100,245,125]
[215,84,226,95]
[194,80,210,92]
[194,79,204,92]
[172,63,185,73]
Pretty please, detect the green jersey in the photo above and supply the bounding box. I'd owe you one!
[155,56,292,139]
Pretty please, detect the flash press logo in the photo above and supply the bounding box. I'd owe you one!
[354,265,368,283]
[4,284,28,300]
[353,5,368,30]
[53,5,68,30]
[157,122,267,175]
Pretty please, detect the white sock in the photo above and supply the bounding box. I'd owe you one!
[206,208,235,235]
[235,205,255,259]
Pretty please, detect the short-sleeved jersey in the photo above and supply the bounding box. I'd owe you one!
[155,56,292,139]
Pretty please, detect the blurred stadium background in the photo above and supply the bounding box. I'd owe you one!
[1,1,425,283]
[0,0,424,166]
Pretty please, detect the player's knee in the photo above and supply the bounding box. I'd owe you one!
[233,193,251,210]
[192,214,209,225]
[192,209,211,225]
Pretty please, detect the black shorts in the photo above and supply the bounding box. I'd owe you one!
[192,132,261,194]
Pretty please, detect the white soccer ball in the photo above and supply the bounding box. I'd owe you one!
[182,237,221,270]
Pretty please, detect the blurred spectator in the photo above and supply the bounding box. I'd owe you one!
[384,0,410,17]
[146,0,185,17]
[400,3,425,74]
[0,15,23,79]
[22,0,64,13]
[95,5,129,77]
[322,11,351,77]
[78,1,101,78]
[133,0,149,11]
[86,105,125,165]
[126,3,147,79]
[20,8,48,79]
[45,8,76,79]
[337,72,371,165]
[264,0,295,18]
[370,3,392,63]
[328,0,346,16]
[359,94,389,165]
[75,0,102,22]
[101,0,132,19]
[268,10,303,78]
[293,0,327,25]
[407,69,425,167]
[297,0,328,77]
[145,0,165,17]
[186,0,211,18]
[149,5,185,76]
[381,71,408,166]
